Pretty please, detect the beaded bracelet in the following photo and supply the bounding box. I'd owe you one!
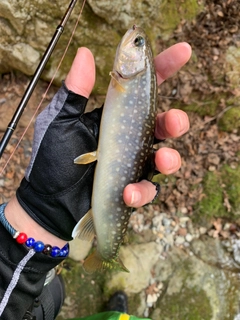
[0,203,69,258]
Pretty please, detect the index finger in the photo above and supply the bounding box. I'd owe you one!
[155,42,192,85]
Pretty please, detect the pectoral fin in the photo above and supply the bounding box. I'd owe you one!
[74,151,97,164]
[72,209,95,242]
[110,71,125,93]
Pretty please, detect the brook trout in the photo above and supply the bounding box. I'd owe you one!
[72,25,157,273]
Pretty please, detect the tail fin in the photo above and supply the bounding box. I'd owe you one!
[83,251,129,274]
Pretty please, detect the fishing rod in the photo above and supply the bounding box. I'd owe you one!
[0,0,79,159]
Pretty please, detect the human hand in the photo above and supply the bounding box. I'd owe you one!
[65,44,191,209]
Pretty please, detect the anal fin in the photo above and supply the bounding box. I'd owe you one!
[72,209,95,242]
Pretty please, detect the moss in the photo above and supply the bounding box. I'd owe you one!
[221,165,240,214]
[153,287,212,320]
[128,293,142,316]
[193,165,240,224]
[57,259,107,319]
[159,0,203,37]
[172,91,222,117]
[218,106,240,133]
[193,171,225,223]
[153,259,212,320]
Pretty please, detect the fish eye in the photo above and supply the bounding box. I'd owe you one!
[134,36,145,47]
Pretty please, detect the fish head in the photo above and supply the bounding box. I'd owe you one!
[114,25,152,79]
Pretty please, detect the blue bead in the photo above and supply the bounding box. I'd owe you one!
[33,241,44,252]
[50,246,60,257]
[25,237,35,247]
[59,244,69,257]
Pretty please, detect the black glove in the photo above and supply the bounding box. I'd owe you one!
[16,82,102,241]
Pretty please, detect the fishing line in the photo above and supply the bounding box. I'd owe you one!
[0,0,87,176]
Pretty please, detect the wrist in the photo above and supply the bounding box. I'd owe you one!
[5,196,67,249]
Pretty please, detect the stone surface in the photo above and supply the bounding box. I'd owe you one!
[60,236,240,320]
[69,238,92,261]
[0,0,202,93]
[105,242,163,294]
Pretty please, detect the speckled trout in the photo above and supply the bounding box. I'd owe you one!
[72,25,157,273]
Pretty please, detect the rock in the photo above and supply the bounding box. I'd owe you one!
[0,0,202,93]
[185,233,193,242]
[190,237,240,272]
[162,217,171,227]
[178,227,187,236]
[175,236,185,245]
[105,242,162,294]
[199,227,208,234]
[151,242,240,320]
[69,238,92,261]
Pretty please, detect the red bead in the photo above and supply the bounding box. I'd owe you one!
[16,233,28,244]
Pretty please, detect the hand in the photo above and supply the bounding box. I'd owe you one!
[66,44,191,208]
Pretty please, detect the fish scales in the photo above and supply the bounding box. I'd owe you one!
[73,25,158,273]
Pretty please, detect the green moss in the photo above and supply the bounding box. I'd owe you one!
[160,0,203,37]
[128,293,142,316]
[193,165,240,224]
[218,106,240,133]
[153,287,212,320]
[172,92,222,117]
[221,165,240,214]
[195,171,225,222]
[57,259,107,319]
[153,259,212,320]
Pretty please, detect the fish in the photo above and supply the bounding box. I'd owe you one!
[72,25,158,273]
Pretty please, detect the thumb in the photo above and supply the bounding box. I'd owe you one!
[65,47,95,98]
